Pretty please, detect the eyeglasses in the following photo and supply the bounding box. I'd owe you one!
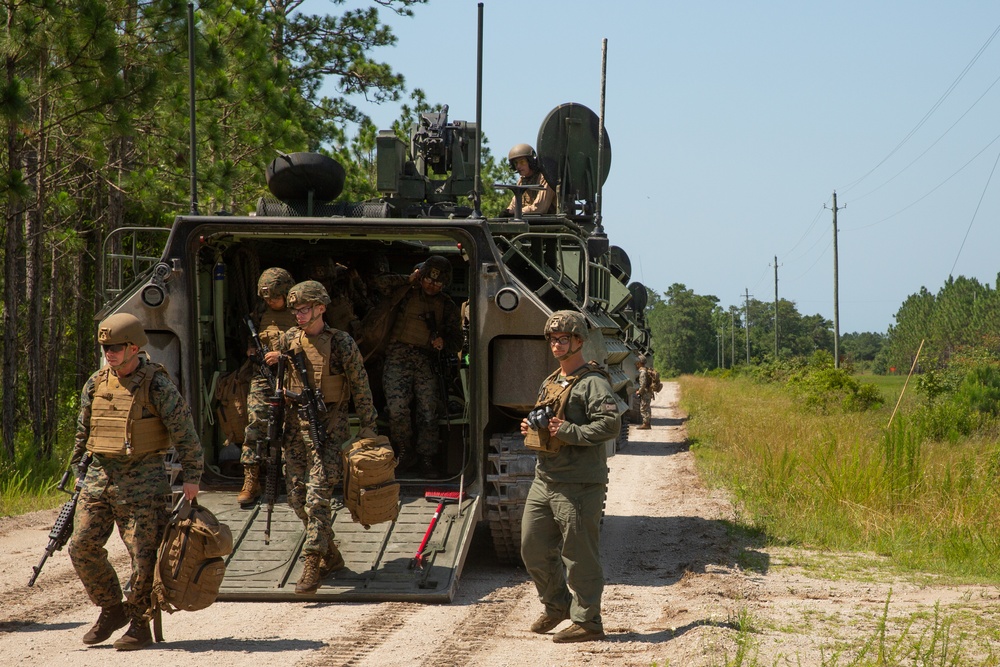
[293,305,315,316]
[101,343,128,353]
[547,336,573,347]
[421,276,445,287]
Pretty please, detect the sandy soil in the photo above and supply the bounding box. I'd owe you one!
[3,382,999,666]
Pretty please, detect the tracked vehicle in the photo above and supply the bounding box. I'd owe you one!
[100,100,652,602]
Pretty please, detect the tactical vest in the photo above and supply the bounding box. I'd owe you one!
[391,291,445,349]
[287,329,349,407]
[258,308,297,351]
[86,362,171,456]
[523,361,611,454]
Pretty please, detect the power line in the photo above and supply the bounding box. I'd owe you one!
[843,129,1000,232]
[850,69,1000,204]
[839,21,1000,194]
[950,144,1000,277]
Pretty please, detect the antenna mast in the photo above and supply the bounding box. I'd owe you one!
[470,2,484,219]
[594,38,608,234]
[187,3,199,215]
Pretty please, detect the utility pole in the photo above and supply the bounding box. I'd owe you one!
[720,325,725,369]
[773,255,779,358]
[826,191,845,368]
[730,308,735,365]
[744,288,751,364]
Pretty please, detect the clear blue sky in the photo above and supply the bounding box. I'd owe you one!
[321,1,1000,334]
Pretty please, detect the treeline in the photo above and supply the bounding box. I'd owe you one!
[0,0,478,466]
[648,274,1000,378]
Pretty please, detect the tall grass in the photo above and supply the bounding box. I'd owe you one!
[680,375,1000,580]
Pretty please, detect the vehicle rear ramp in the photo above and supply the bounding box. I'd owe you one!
[200,489,480,603]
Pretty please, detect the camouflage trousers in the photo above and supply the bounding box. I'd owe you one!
[242,375,273,465]
[283,404,349,557]
[520,478,606,632]
[383,342,442,458]
[69,490,167,620]
[639,392,652,423]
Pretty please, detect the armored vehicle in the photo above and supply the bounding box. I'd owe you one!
[100,102,652,602]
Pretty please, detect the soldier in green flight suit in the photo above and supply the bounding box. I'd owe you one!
[520,310,620,643]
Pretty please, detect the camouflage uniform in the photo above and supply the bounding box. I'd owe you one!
[636,366,652,426]
[279,326,377,558]
[243,306,297,465]
[520,370,620,636]
[374,274,462,462]
[69,356,203,623]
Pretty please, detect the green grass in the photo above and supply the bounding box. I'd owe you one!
[680,375,1000,582]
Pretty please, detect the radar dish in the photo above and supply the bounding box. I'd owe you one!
[536,103,611,210]
[609,246,631,283]
[267,152,346,202]
[627,282,648,312]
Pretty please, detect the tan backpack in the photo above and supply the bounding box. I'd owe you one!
[342,434,399,528]
[151,498,233,640]
[214,359,254,446]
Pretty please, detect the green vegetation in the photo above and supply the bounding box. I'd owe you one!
[680,373,1000,580]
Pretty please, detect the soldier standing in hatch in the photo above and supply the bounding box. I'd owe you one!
[520,310,620,643]
[374,255,462,476]
[278,280,378,594]
[69,313,203,651]
[502,143,556,216]
[634,354,653,430]
[239,267,298,508]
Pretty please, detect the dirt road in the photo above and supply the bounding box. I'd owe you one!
[3,383,998,666]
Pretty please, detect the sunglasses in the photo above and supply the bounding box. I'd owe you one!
[101,343,129,353]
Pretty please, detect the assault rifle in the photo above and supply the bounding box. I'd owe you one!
[286,349,330,477]
[424,312,452,431]
[28,452,92,586]
[258,353,285,545]
[245,316,276,390]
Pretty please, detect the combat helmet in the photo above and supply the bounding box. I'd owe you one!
[97,313,148,348]
[543,310,588,341]
[419,255,452,287]
[507,143,538,171]
[636,354,647,366]
[286,280,331,309]
[257,267,295,299]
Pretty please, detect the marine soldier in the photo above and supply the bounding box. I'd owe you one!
[520,310,620,643]
[69,313,203,651]
[375,255,462,476]
[502,143,556,216]
[634,354,653,430]
[304,256,364,339]
[279,280,378,594]
[240,267,297,507]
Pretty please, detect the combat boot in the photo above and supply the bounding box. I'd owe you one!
[552,623,606,643]
[319,545,345,577]
[237,463,261,507]
[81,602,128,645]
[112,618,152,651]
[295,554,322,594]
[636,419,651,430]
[529,610,569,634]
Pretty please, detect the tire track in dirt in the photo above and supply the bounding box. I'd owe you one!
[417,578,532,667]
[295,602,421,666]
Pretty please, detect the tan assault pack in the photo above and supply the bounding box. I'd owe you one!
[151,497,233,639]
[342,435,400,528]
[648,368,663,394]
[214,358,254,446]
